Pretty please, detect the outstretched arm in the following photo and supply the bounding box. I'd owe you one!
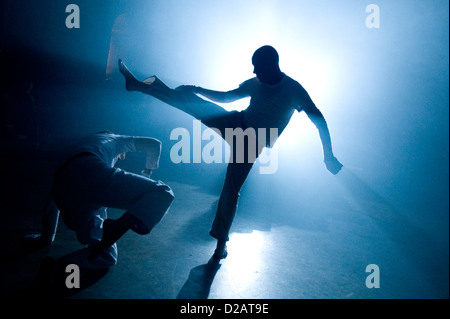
[197,87,248,103]
[177,85,248,103]
[302,97,343,175]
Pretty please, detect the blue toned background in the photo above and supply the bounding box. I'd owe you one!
[1,0,448,298]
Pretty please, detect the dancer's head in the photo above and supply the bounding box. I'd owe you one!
[252,45,282,84]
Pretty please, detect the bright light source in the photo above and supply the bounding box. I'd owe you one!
[224,231,267,291]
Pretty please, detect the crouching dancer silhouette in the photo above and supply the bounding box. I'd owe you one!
[26,131,174,274]
[118,45,342,259]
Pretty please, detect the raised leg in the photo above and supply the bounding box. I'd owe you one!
[118,59,229,122]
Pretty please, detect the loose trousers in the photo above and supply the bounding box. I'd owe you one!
[144,77,261,241]
[52,154,174,269]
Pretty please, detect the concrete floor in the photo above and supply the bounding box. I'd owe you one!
[0,143,448,300]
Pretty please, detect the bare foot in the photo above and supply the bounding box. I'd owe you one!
[118,59,141,91]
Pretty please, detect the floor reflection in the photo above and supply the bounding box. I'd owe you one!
[219,231,268,293]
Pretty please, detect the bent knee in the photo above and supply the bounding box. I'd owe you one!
[156,182,175,201]
[160,189,174,208]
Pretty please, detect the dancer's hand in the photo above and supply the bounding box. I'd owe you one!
[324,156,343,175]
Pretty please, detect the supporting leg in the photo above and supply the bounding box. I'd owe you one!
[88,213,136,260]
[210,161,254,259]
[88,172,174,260]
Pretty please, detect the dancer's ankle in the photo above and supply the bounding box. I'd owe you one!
[214,240,228,259]
[143,76,156,85]
[121,213,150,235]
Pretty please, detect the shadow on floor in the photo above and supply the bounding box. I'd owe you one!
[5,253,109,299]
[177,256,222,299]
